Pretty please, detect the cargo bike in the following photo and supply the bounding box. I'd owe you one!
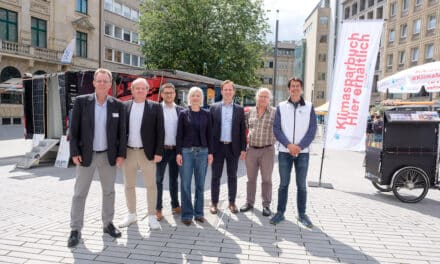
[365,110,440,203]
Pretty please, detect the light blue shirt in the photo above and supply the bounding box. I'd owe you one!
[220,101,233,142]
[93,94,108,151]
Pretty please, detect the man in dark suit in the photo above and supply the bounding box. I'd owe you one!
[155,83,184,221]
[68,68,126,248]
[118,78,164,231]
[209,80,246,214]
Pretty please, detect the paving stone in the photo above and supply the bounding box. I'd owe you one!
[7,252,62,262]
[0,255,26,264]
[2,138,440,264]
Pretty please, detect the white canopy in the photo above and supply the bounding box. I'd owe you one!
[377,61,440,93]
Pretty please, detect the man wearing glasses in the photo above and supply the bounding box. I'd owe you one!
[68,68,126,247]
[155,83,184,221]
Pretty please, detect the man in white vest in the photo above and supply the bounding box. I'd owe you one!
[271,77,317,228]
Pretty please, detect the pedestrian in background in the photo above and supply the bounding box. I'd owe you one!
[68,68,126,248]
[155,83,184,221]
[240,88,276,217]
[372,112,384,148]
[176,87,213,226]
[119,78,164,230]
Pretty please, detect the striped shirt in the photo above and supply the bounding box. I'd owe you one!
[246,106,276,147]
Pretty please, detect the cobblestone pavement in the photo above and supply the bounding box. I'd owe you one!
[1,125,440,263]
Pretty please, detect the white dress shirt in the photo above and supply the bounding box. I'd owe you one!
[127,101,145,148]
[162,102,178,146]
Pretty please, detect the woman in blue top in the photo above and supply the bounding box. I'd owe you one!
[176,87,213,226]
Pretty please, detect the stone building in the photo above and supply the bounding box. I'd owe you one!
[0,0,144,125]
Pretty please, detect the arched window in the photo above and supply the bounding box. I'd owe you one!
[0,66,21,82]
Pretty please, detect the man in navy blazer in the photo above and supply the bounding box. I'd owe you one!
[209,80,246,214]
[68,68,126,248]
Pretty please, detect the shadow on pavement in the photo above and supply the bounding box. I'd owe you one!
[345,190,440,219]
[226,211,381,264]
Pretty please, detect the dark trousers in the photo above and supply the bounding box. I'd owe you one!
[211,144,239,204]
[156,149,180,210]
[277,152,309,216]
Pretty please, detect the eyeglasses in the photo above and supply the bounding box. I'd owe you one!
[94,80,111,84]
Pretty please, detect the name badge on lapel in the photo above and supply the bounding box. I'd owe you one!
[112,113,119,118]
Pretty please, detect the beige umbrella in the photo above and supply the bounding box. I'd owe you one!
[315,102,329,115]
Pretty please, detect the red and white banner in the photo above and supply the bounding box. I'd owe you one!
[325,20,383,151]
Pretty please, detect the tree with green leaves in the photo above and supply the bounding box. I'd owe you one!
[139,0,269,87]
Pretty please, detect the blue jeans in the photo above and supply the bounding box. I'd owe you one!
[179,147,208,221]
[276,152,309,216]
[156,149,179,210]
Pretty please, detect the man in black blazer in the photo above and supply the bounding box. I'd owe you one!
[118,78,164,231]
[210,80,246,214]
[68,68,126,248]
[155,83,184,221]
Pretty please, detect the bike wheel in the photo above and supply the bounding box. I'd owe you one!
[392,167,429,203]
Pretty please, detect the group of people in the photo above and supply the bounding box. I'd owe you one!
[67,68,317,248]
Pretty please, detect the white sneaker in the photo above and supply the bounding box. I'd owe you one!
[148,215,161,230]
[118,213,137,228]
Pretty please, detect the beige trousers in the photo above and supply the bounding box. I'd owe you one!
[245,146,275,207]
[123,149,157,215]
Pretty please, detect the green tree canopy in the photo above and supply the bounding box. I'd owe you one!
[139,0,269,86]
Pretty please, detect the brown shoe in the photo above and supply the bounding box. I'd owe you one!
[229,203,238,214]
[209,204,218,214]
[195,217,205,223]
[182,220,192,226]
[155,210,163,221]
[172,206,181,215]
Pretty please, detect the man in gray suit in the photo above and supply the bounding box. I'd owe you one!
[67,68,126,248]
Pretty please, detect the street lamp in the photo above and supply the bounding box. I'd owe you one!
[273,10,279,106]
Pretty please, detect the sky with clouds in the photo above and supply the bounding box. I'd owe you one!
[263,0,321,42]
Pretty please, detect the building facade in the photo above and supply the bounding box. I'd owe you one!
[382,0,440,100]
[0,0,144,125]
[102,0,144,75]
[258,41,296,104]
[303,1,331,107]
[342,0,386,104]
[293,39,306,81]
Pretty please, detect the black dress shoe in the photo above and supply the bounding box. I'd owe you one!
[67,230,80,248]
[240,203,253,212]
[103,223,121,238]
[262,207,272,217]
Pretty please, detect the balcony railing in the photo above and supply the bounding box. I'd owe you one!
[0,40,63,63]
